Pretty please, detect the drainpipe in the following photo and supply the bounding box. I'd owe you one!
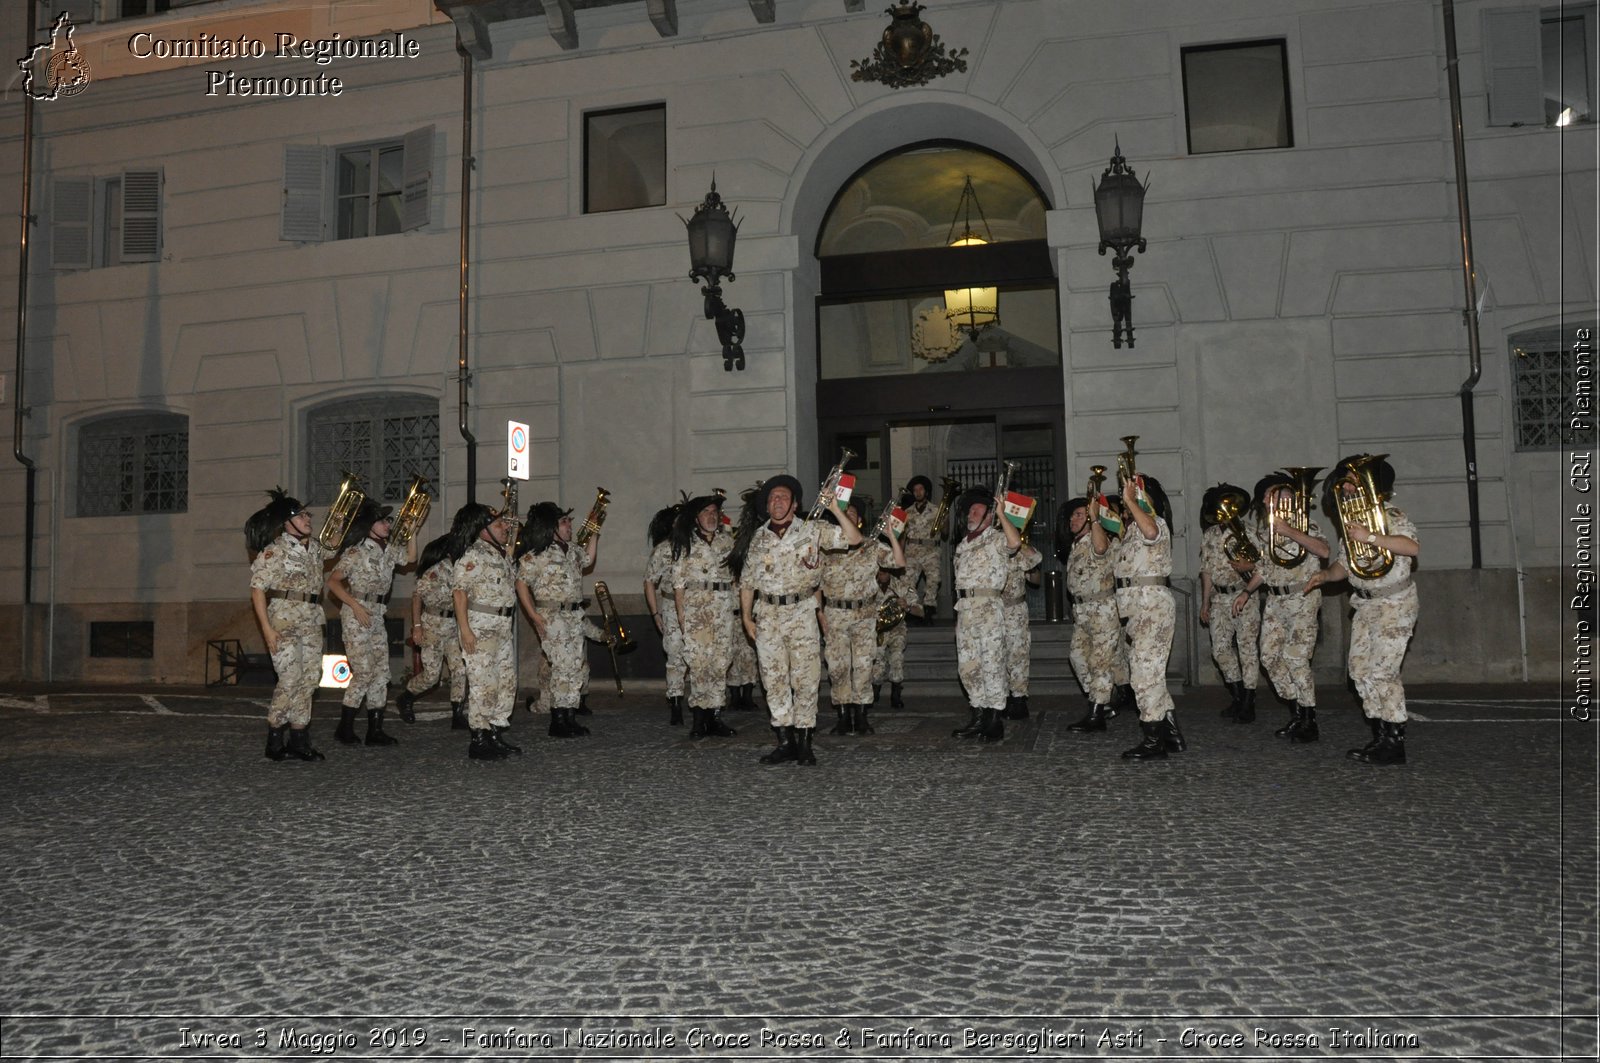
[1443,0,1484,569]
[14,0,38,670]
[456,40,477,502]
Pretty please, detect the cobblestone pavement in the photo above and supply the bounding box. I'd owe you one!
[0,682,1594,1061]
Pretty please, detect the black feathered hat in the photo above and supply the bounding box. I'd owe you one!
[244,486,305,555]
[417,533,452,577]
[903,475,934,507]
[672,493,727,561]
[727,480,772,581]
[340,498,394,552]
[1252,471,1294,517]
[949,486,995,544]
[1053,497,1090,564]
[1138,474,1173,526]
[649,505,679,548]
[518,501,569,559]
[1323,454,1395,519]
[447,502,495,560]
[1200,482,1250,529]
[759,474,805,516]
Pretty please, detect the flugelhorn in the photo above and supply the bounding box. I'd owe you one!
[1336,455,1394,579]
[807,446,858,521]
[575,486,610,547]
[593,580,636,696]
[391,473,432,548]
[1268,467,1322,568]
[318,472,366,550]
[1116,436,1140,487]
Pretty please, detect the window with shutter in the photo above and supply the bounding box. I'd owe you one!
[282,126,433,243]
[119,169,161,262]
[50,176,93,270]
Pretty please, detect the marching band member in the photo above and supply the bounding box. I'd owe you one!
[517,501,600,739]
[644,503,688,726]
[1303,455,1421,765]
[1235,473,1328,743]
[1198,484,1261,722]
[899,476,943,620]
[1061,494,1135,733]
[325,499,416,747]
[819,498,905,736]
[398,533,467,730]
[449,503,520,760]
[871,567,907,709]
[672,493,739,740]
[1000,515,1043,720]
[950,484,1022,743]
[246,488,326,762]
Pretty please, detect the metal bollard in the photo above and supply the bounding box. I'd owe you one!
[1044,570,1067,622]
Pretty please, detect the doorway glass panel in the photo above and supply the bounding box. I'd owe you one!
[820,287,1060,380]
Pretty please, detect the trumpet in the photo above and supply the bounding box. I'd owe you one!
[807,446,857,522]
[1116,435,1139,488]
[593,580,636,696]
[575,486,610,547]
[930,474,962,539]
[1267,467,1322,568]
[991,459,1020,527]
[1336,455,1395,579]
[391,474,432,548]
[318,472,366,551]
[1087,464,1107,499]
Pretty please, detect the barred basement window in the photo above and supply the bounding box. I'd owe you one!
[306,395,440,504]
[77,413,188,516]
[1511,324,1595,450]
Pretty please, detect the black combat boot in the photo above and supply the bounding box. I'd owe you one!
[1067,703,1113,732]
[1112,684,1136,712]
[286,726,325,761]
[688,707,708,740]
[829,704,853,735]
[872,683,882,705]
[548,710,569,738]
[576,694,592,716]
[364,709,398,746]
[396,689,417,724]
[951,707,982,738]
[978,708,1005,743]
[853,703,875,735]
[1347,716,1384,760]
[468,728,505,760]
[491,725,523,755]
[1289,705,1319,744]
[450,701,468,730]
[264,724,288,761]
[741,684,758,710]
[795,727,818,766]
[669,696,685,726]
[706,709,736,737]
[726,685,743,711]
[890,682,905,708]
[1162,711,1187,753]
[1007,695,1030,720]
[1234,686,1257,723]
[924,605,937,621]
[1273,696,1301,737]
[1366,721,1407,765]
[335,707,360,745]
[760,726,797,764]
[565,706,591,736]
[1220,681,1242,718]
[1121,720,1169,760]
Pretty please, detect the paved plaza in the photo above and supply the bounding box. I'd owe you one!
[0,681,1594,1060]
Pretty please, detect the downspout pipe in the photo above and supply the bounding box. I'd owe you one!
[456,40,477,502]
[14,0,38,625]
[1443,0,1485,569]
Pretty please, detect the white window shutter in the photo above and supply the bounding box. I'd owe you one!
[401,125,433,232]
[281,144,328,242]
[1483,8,1544,126]
[120,169,162,262]
[50,176,93,270]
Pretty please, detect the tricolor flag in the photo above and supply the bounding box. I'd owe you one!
[884,506,908,539]
[1001,491,1036,531]
[832,473,856,514]
[1096,494,1124,535]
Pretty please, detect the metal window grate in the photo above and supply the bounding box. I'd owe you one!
[306,395,440,504]
[1512,326,1593,450]
[77,414,188,516]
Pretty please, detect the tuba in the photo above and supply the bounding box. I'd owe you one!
[593,580,636,695]
[391,474,432,548]
[807,446,858,522]
[1268,467,1322,568]
[1211,489,1261,565]
[929,474,962,539]
[575,487,610,547]
[1336,455,1395,579]
[318,472,366,550]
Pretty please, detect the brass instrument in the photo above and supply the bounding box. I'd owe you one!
[1211,490,1261,565]
[1116,436,1139,487]
[866,503,895,543]
[1336,455,1395,579]
[593,580,636,696]
[1087,464,1107,500]
[807,446,858,522]
[1268,466,1322,568]
[876,592,906,633]
[991,459,1020,528]
[575,486,610,547]
[391,474,432,548]
[318,472,366,550]
[498,477,521,557]
[929,474,962,539]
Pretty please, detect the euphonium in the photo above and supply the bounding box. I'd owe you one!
[391,474,432,548]
[318,472,366,550]
[593,580,635,696]
[1337,454,1395,579]
[807,446,858,521]
[1116,435,1140,487]
[876,592,906,634]
[1211,490,1261,565]
[1268,466,1322,568]
[575,486,610,547]
[929,474,962,538]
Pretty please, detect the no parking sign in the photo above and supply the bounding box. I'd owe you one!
[319,655,352,689]
[507,420,530,480]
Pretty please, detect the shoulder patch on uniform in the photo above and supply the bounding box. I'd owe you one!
[262,549,274,559]
[464,562,475,571]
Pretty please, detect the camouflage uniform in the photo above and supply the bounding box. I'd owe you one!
[726,584,761,688]
[901,500,943,612]
[250,532,327,728]
[820,530,895,706]
[872,584,907,686]
[407,557,466,703]
[1248,521,1322,708]
[1066,532,1127,705]
[1001,543,1043,698]
[1335,506,1419,723]
[1114,517,1175,722]
[452,538,517,730]
[673,526,737,709]
[645,539,687,700]
[333,538,404,711]
[519,542,590,712]
[744,517,824,728]
[1199,523,1260,689]
[953,523,1014,711]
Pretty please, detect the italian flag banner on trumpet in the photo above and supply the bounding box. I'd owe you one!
[1096,494,1124,535]
[831,473,856,515]
[1001,490,1036,531]
[884,505,908,539]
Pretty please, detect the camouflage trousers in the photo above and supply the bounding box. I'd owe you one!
[407,614,465,702]
[681,593,735,709]
[753,601,821,728]
[1349,585,1419,723]
[340,608,391,710]
[266,610,322,728]
[659,601,687,699]
[824,605,876,705]
[1210,591,1261,687]
[726,619,760,686]
[532,619,603,713]
[903,543,942,611]
[539,611,593,713]
[1069,598,1126,706]
[956,598,1007,710]
[1002,599,1031,697]
[462,615,516,730]
[1259,592,1320,707]
[1118,586,1175,722]
[873,623,906,685]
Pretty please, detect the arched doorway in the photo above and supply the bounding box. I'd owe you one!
[814,142,1064,614]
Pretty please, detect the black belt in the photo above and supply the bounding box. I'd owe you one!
[756,591,810,606]
[1116,577,1169,588]
[266,589,320,604]
[1355,578,1413,600]
[689,580,732,591]
[429,607,455,619]
[957,588,1002,599]
[536,600,585,612]
[1214,583,1243,594]
[469,603,515,617]
[354,593,390,609]
[823,595,871,610]
[1264,585,1301,597]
